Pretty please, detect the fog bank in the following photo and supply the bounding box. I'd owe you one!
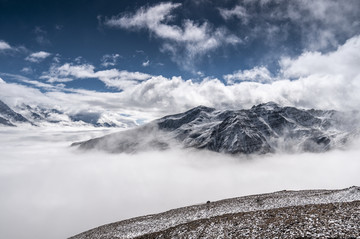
[0,128,359,239]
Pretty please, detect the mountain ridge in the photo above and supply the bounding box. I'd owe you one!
[0,99,32,126]
[0,99,137,128]
[74,102,359,154]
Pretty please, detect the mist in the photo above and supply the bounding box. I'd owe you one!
[0,127,359,239]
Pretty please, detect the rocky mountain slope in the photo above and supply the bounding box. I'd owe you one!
[69,186,360,239]
[73,102,359,154]
[0,99,32,126]
[0,99,137,128]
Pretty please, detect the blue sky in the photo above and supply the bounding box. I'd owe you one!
[0,0,360,119]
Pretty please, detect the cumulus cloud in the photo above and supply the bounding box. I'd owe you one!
[220,0,360,51]
[218,5,249,23]
[283,0,359,50]
[1,34,359,120]
[117,35,360,113]
[280,36,360,80]
[0,75,58,107]
[0,40,12,51]
[224,66,274,84]
[101,54,121,67]
[105,2,181,32]
[25,51,51,63]
[142,60,150,67]
[41,63,153,89]
[20,67,33,74]
[104,2,241,71]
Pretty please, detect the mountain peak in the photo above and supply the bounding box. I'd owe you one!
[252,101,281,110]
[184,105,215,114]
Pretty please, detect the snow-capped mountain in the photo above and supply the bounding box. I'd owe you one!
[73,102,359,154]
[69,186,360,239]
[0,99,137,128]
[0,100,32,126]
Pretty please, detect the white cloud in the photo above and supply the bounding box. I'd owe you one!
[101,54,121,67]
[0,40,12,51]
[221,0,360,51]
[1,128,360,239]
[41,63,153,89]
[21,67,33,74]
[1,35,360,120]
[105,2,241,71]
[197,71,205,77]
[224,66,274,84]
[105,2,182,33]
[0,76,58,107]
[47,63,95,79]
[281,0,359,50]
[218,5,249,23]
[142,60,150,67]
[96,69,153,89]
[118,35,360,113]
[25,51,51,63]
[280,36,360,80]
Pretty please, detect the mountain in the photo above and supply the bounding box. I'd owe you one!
[16,103,138,128]
[0,100,31,126]
[0,99,138,128]
[69,186,360,239]
[73,102,359,154]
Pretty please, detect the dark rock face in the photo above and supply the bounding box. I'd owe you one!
[0,116,15,126]
[74,102,359,154]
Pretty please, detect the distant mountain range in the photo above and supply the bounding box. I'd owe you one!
[0,99,137,128]
[73,102,359,154]
[69,186,360,239]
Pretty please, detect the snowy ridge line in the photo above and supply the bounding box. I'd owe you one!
[69,186,360,239]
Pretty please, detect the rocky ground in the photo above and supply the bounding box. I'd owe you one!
[70,186,360,239]
[137,201,360,238]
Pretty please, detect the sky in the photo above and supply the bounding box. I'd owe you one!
[1,0,360,119]
[1,2,360,238]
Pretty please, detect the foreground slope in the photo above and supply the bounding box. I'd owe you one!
[73,102,359,154]
[70,186,360,239]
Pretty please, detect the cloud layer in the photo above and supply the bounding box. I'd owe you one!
[1,128,359,239]
[1,34,359,122]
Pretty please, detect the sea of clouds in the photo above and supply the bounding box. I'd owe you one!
[0,127,359,239]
